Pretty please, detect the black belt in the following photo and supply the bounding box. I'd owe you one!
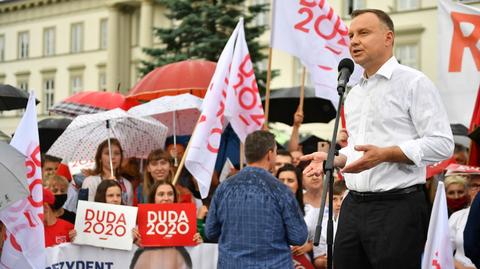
[349,184,424,202]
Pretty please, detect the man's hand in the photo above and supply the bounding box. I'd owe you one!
[300,152,328,177]
[342,145,395,173]
[293,111,304,127]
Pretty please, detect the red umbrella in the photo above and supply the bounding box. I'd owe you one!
[468,86,480,166]
[127,59,216,102]
[49,91,139,118]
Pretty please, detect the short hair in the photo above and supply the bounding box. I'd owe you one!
[244,130,276,163]
[277,149,293,158]
[333,180,347,195]
[130,247,192,269]
[45,174,69,192]
[444,175,468,190]
[42,154,61,166]
[147,180,178,204]
[94,180,123,205]
[351,9,394,33]
[276,163,305,215]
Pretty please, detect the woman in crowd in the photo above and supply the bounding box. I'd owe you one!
[46,174,76,224]
[449,175,480,269]
[445,175,470,216]
[136,149,174,204]
[147,180,203,244]
[81,138,133,205]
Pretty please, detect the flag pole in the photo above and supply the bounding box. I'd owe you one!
[240,142,245,169]
[172,117,201,185]
[298,66,306,112]
[263,47,273,129]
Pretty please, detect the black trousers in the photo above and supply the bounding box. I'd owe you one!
[333,191,429,269]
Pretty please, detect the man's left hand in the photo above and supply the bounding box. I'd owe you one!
[342,145,388,173]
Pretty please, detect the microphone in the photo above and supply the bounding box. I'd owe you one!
[337,58,355,94]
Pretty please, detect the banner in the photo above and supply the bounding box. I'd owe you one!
[445,163,480,175]
[74,201,138,250]
[67,160,94,176]
[421,181,454,269]
[40,243,219,269]
[438,0,480,125]
[225,19,265,142]
[271,0,362,107]
[0,92,46,269]
[185,21,241,198]
[137,203,197,247]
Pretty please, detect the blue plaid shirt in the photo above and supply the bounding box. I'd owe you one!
[205,166,308,269]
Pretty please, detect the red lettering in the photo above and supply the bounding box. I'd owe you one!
[240,55,255,78]
[294,7,314,33]
[9,233,22,252]
[449,12,480,72]
[239,115,250,126]
[27,179,43,207]
[239,87,257,110]
[85,209,94,221]
[250,114,265,126]
[29,146,41,167]
[300,0,316,8]
[207,128,222,153]
[117,213,126,225]
[23,210,40,228]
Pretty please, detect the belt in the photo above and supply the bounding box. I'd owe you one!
[349,184,424,202]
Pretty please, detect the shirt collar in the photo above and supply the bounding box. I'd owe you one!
[360,56,399,83]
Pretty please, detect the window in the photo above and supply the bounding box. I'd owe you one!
[0,35,4,62]
[18,31,29,59]
[395,43,419,69]
[43,27,55,56]
[43,78,55,113]
[99,72,107,91]
[16,80,29,115]
[71,75,83,94]
[100,19,108,50]
[343,0,366,17]
[252,0,269,27]
[71,23,83,53]
[396,0,419,11]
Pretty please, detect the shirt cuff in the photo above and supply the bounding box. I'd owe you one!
[398,140,424,167]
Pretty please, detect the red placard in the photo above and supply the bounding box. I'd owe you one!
[293,254,315,269]
[137,203,197,247]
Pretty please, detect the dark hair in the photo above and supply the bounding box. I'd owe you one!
[244,130,276,163]
[351,9,394,33]
[147,180,178,204]
[130,247,192,269]
[143,149,174,198]
[42,154,61,166]
[276,164,305,215]
[333,180,347,196]
[94,180,123,205]
[277,149,293,158]
[93,138,123,178]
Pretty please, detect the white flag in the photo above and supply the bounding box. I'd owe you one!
[225,19,265,142]
[185,22,241,198]
[421,181,454,269]
[271,0,362,107]
[0,92,46,268]
[438,0,480,126]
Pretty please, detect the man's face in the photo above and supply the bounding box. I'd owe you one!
[133,248,189,269]
[42,160,60,178]
[348,12,393,73]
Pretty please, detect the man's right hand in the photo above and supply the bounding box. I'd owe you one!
[300,152,328,177]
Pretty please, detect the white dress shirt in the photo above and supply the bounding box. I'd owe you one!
[449,208,477,268]
[339,57,454,192]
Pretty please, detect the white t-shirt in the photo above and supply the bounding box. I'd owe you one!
[81,175,133,206]
[449,208,477,268]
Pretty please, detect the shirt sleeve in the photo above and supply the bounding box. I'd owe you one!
[204,186,222,242]
[81,176,98,202]
[398,75,454,167]
[282,191,308,246]
[464,195,480,268]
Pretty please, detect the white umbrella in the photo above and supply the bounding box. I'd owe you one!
[128,93,202,165]
[47,108,168,176]
[0,142,29,212]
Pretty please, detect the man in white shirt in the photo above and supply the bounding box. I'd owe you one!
[302,9,454,269]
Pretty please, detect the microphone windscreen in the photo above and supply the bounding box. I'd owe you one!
[338,58,355,74]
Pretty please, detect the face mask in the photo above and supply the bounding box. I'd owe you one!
[53,194,68,210]
[447,195,470,213]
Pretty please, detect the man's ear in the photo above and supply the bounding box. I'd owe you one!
[385,30,394,47]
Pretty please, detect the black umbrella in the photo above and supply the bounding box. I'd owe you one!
[0,84,39,111]
[38,118,72,153]
[262,87,336,126]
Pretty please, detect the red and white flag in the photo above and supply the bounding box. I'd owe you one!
[421,181,454,269]
[0,92,46,268]
[271,0,362,107]
[438,0,480,126]
[185,22,241,198]
[225,19,265,142]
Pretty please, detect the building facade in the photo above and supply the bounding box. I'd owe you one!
[0,0,479,136]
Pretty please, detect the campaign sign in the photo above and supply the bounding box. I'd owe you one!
[138,203,197,247]
[68,159,95,176]
[74,200,138,250]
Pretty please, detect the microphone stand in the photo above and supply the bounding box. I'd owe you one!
[313,82,346,269]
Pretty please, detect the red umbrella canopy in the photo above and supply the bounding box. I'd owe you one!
[127,59,216,102]
[49,91,139,118]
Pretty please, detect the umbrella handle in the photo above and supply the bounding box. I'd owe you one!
[106,120,114,179]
